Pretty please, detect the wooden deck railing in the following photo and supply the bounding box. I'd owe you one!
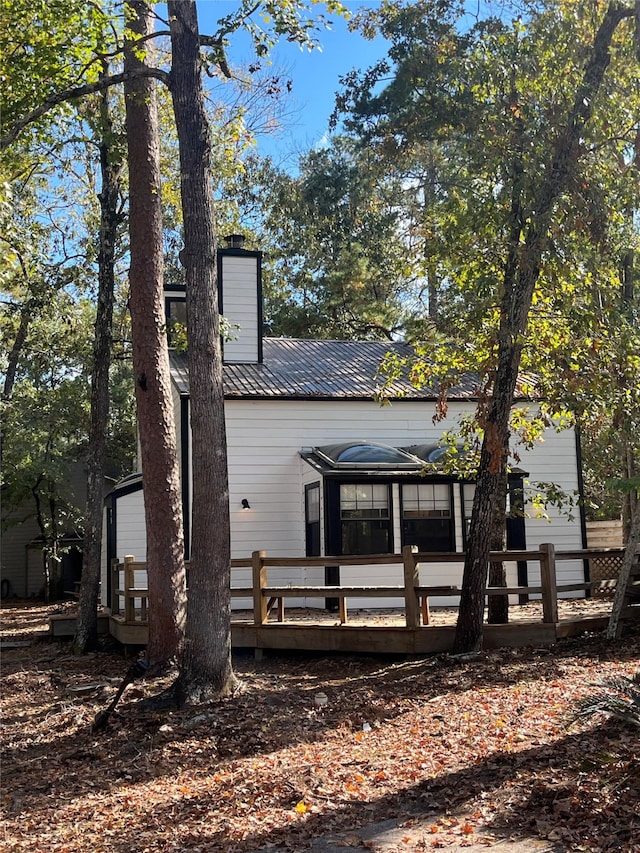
[110,545,634,629]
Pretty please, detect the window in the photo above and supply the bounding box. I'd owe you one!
[340,483,391,555]
[165,298,187,346]
[305,483,321,557]
[402,483,453,551]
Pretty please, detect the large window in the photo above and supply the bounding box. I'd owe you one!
[401,483,453,551]
[340,483,391,555]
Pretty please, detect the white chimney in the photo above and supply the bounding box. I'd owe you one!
[218,234,263,364]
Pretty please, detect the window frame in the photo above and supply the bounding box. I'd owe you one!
[305,482,321,557]
[400,480,455,552]
[324,478,394,557]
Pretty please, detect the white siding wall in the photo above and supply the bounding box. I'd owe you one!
[101,487,147,613]
[225,398,584,605]
[106,396,585,611]
[517,427,584,595]
[115,491,147,563]
[221,255,260,363]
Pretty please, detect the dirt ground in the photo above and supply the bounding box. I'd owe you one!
[1,601,639,853]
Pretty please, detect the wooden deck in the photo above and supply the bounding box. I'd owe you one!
[51,545,638,653]
[101,544,639,653]
[103,598,618,654]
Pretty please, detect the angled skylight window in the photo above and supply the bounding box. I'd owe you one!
[401,444,467,464]
[315,442,422,469]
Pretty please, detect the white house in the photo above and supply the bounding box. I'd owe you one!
[102,236,587,609]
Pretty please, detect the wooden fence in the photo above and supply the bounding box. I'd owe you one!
[110,544,633,630]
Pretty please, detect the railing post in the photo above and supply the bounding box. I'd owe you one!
[123,555,136,623]
[339,596,348,624]
[403,545,420,627]
[540,543,558,624]
[252,550,268,625]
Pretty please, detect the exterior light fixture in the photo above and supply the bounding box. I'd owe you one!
[241,498,251,510]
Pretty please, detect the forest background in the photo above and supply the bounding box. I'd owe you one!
[1,0,638,642]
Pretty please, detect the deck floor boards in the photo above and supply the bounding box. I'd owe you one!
[101,598,624,652]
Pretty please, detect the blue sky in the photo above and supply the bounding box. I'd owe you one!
[192,1,390,165]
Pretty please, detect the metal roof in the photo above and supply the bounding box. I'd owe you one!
[169,338,481,400]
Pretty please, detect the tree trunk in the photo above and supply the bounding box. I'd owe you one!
[73,81,122,654]
[607,499,640,639]
[487,461,509,624]
[622,444,638,541]
[167,0,237,703]
[124,0,186,666]
[1,285,31,403]
[453,2,633,653]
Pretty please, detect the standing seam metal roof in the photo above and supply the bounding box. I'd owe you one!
[169,338,481,400]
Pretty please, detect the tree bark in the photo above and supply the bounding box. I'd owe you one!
[487,461,509,624]
[124,1,186,665]
[73,81,122,654]
[607,499,640,638]
[453,2,634,654]
[167,0,237,702]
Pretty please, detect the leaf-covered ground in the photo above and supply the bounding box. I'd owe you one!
[1,602,639,853]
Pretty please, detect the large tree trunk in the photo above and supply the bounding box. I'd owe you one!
[73,81,122,654]
[124,1,186,666]
[168,0,237,703]
[453,2,634,654]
